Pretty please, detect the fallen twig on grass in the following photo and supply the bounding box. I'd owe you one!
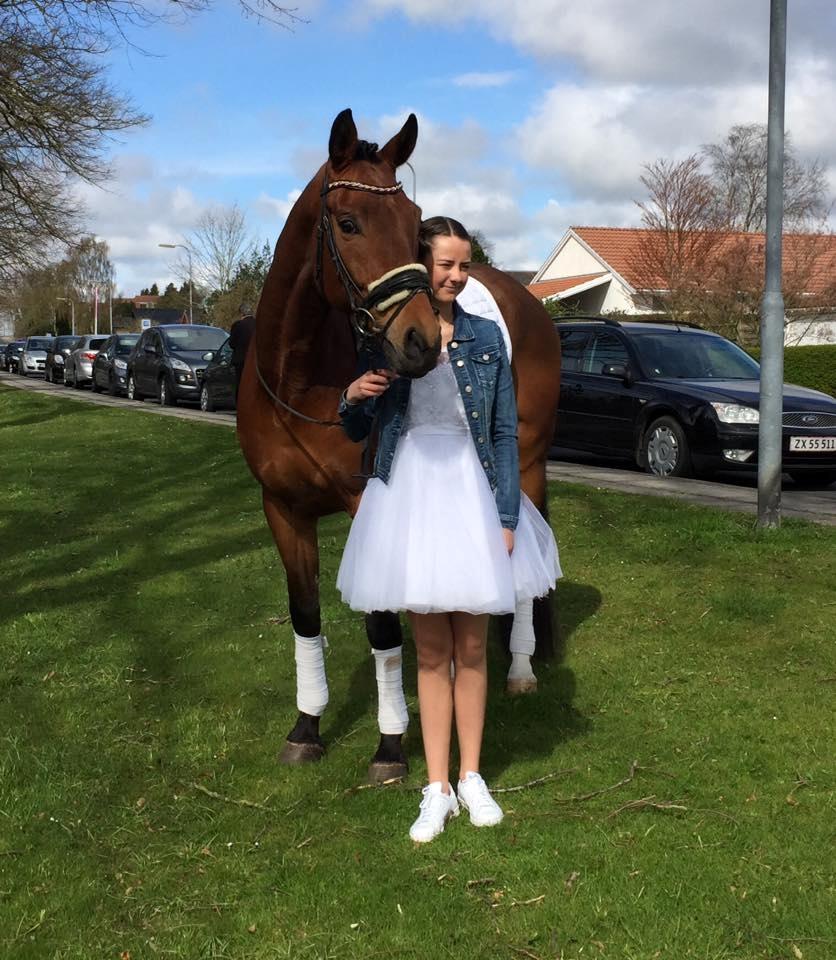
[343,777,405,795]
[607,794,688,818]
[492,769,577,794]
[503,894,545,908]
[508,947,544,960]
[190,783,275,812]
[465,877,496,889]
[556,759,640,803]
[765,936,836,944]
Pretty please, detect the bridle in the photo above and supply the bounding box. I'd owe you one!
[255,170,434,428]
[314,173,433,351]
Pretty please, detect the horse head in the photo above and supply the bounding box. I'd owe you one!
[317,109,440,378]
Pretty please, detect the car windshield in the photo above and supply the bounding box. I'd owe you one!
[116,336,139,356]
[163,327,226,352]
[56,337,78,349]
[27,338,53,350]
[631,331,761,380]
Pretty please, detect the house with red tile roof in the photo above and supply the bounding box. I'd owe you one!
[529,226,836,344]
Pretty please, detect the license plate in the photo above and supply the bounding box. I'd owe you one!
[789,436,836,452]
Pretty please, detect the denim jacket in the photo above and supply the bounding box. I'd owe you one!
[338,304,520,529]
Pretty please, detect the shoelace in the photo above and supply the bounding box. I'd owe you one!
[462,777,497,813]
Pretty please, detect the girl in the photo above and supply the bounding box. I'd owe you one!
[337,217,560,842]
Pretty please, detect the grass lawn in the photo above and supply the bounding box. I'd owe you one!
[1,385,834,960]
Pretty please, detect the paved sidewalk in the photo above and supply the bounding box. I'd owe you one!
[3,371,835,526]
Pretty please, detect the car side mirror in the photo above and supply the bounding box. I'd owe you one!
[202,351,215,362]
[602,362,633,385]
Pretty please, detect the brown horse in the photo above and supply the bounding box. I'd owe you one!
[237,109,560,780]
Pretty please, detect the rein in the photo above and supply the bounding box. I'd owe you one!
[255,171,434,428]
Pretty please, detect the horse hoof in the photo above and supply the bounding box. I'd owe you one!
[367,760,408,784]
[506,676,538,695]
[279,740,325,765]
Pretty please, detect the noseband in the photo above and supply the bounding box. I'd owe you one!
[315,174,433,352]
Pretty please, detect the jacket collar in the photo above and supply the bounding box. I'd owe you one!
[452,301,476,342]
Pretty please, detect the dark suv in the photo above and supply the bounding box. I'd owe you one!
[553,318,836,487]
[126,324,228,406]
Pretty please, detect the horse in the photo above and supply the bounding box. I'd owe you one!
[236,108,561,781]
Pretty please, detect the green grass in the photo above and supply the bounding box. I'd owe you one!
[1,386,835,960]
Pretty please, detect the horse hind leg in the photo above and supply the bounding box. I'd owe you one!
[366,611,409,782]
[262,492,327,764]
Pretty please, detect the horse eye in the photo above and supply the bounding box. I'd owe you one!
[338,218,358,235]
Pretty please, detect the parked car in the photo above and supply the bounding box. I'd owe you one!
[553,318,836,487]
[91,333,140,395]
[18,335,54,376]
[3,340,25,373]
[44,336,80,383]
[199,336,237,411]
[63,334,109,388]
[126,324,228,405]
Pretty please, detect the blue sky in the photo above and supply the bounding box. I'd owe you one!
[80,0,836,295]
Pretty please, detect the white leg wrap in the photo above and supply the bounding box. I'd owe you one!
[294,632,329,716]
[507,599,537,682]
[372,646,409,735]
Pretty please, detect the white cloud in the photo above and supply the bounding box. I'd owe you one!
[254,189,303,223]
[453,71,517,89]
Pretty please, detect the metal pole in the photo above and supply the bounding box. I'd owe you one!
[757,0,787,529]
[187,248,193,324]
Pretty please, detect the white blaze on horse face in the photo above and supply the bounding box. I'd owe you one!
[429,236,472,308]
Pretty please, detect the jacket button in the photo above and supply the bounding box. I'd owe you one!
[464,384,472,393]
[483,460,488,468]
[456,359,464,367]
[450,341,458,349]
[482,353,490,360]
[478,437,484,443]
[471,411,479,419]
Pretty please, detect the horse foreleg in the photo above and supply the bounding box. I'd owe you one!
[366,611,409,782]
[262,492,327,764]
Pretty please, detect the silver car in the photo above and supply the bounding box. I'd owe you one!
[64,334,109,388]
[19,336,54,376]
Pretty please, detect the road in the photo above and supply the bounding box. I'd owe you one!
[3,370,835,526]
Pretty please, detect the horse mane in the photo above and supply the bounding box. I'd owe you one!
[352,140,381,163]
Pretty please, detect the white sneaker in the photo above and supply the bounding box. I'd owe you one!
[457,772,504,827]
[409,782,459,843]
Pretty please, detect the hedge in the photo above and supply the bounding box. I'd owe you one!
[746,344,836,398]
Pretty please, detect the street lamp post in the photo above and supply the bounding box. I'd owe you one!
[158,242,193,324]
[56,297,75,335]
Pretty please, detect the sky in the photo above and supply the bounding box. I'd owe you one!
[80,0,836,296]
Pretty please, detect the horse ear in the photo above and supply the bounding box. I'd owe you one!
[329,109,359,170]
[380,113,418,169]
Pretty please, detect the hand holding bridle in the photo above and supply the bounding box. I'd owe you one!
[345,368,397,404]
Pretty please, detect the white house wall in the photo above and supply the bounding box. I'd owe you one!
[541,236,603,281]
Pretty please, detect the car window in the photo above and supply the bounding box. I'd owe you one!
[117,337,139,356]
[219,340,233,362]
[631,332,761,379]
[163,327,227,351]
[27,338,54,350]
[581,332,629,374]
[90,338,108,350]
[558,330,588,372]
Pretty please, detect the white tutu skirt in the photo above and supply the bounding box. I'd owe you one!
[337,426,562,615]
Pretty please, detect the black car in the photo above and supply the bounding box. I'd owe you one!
[91,333,140,395]
[553,318,836,487]
[3,340,25,373]
[44,336,80,383]
[126,324,227,406]
[199,336,237,412]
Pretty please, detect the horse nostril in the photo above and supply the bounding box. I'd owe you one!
[406,327,429,356]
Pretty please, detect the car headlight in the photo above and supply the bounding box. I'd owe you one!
[55,354,64,363]
[114,358,127,370]
[170,357,191,372]
[711,402,760,424]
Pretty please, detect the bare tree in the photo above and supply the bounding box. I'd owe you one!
[630,156,725,322]
[0,0,302,283]
[179,203,253,298]
[702,123,830,232]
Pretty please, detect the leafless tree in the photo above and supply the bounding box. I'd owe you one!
[0,0,301,283]
[179,203,253,297]
[702,123,830,231]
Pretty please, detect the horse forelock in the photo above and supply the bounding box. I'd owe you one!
[352,140,381,163]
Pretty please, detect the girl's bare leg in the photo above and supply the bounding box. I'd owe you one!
[451,611,489,781]
[410,611,454,789]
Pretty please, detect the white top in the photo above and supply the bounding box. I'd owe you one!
[403,350,467,434]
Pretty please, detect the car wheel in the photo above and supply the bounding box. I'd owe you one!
[127,374,142,402]
[642,416,692,478]
[73,371,84,389]
[91,372,100,393]
[20,365,27,377]
[789,470,836,489]
[159,377,176,406]
[200,384,215,412]
[108,373,118,396]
